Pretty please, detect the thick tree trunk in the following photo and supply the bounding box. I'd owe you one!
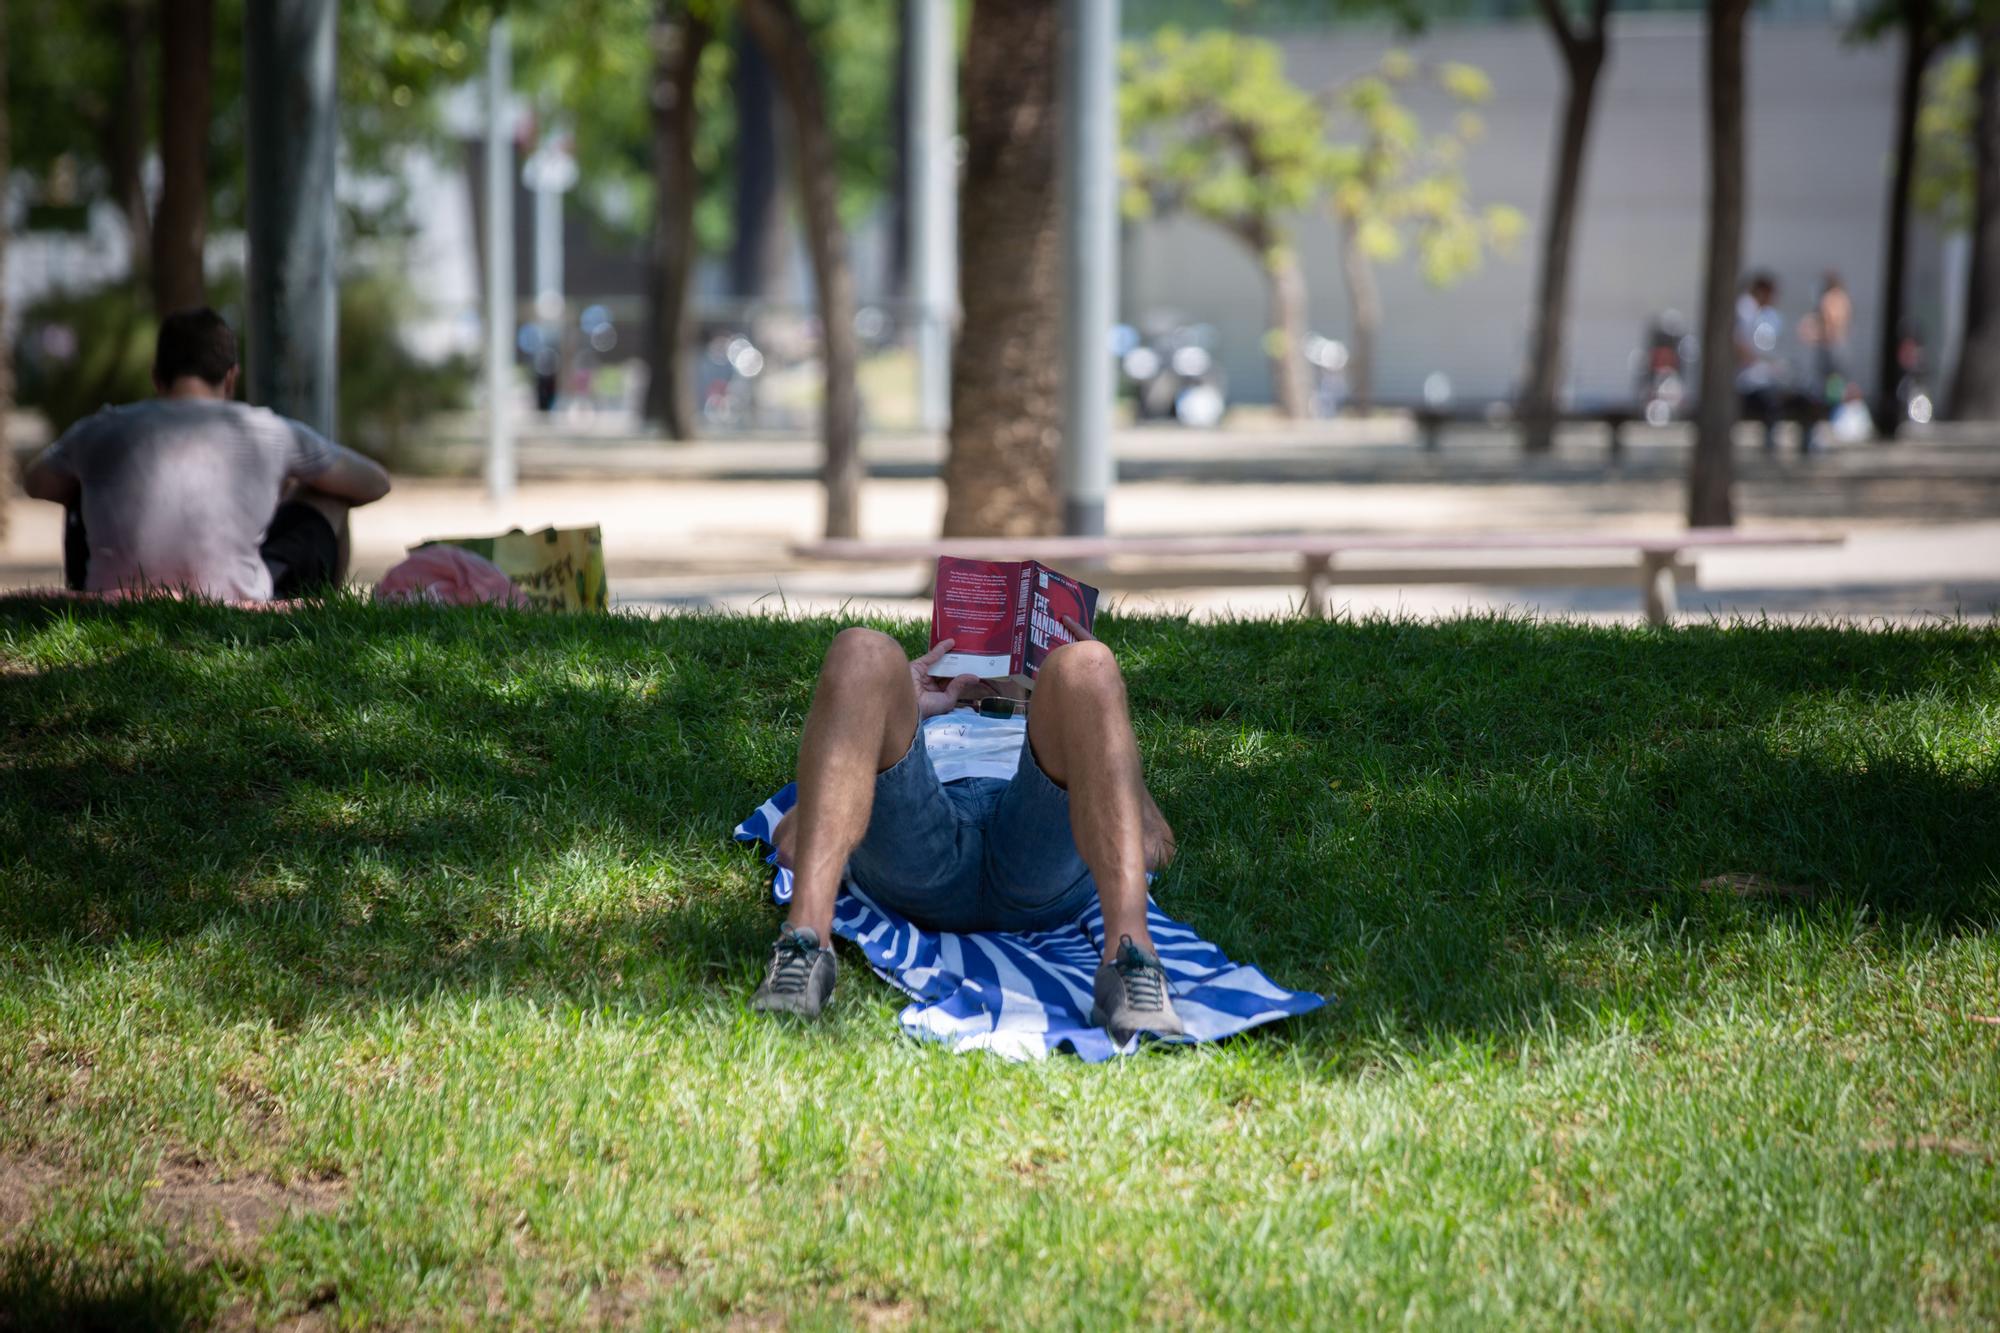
[152,0,213,314]
[1338,217,1382,414]
[940,0,1061,537]
[1690,0,1747,529]
[106,0,151,269]
[641,5,709,440]
[1259,232,1310,420]
[742,0,863,539]
[1872,16,1935,440]
[1950,20,2000,420]
[730,19,783,300]
[1521,2,1608,454]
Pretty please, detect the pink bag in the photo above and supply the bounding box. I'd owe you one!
[374,545,531,608]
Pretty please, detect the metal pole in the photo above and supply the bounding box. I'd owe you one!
[533,174,563,327]
[244,0,337,436]
[909,0,956,434]
[484,18,516,502]
[1060,0,1117,537]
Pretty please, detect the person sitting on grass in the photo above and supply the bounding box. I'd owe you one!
[21,307,391,601]
[753,621,1185,1044]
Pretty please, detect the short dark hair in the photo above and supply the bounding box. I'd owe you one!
[154,307,238,387]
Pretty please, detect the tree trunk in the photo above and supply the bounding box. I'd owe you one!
[1950,19,2000,420]
[641,4,709,440]
[1872,14,1936,440]
[1521,7,1607,454]
[742,0,863,539]
[940,0,1061,537]
[152,0,213,314]
[1690,0,1747,529]
[730,19,783,300]
[1260,233,1310,419]
[1338,217,1382,414]
[106,0,151,270]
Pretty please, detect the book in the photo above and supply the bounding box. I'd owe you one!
[929,556,1100,686]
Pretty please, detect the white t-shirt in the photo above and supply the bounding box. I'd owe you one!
[1735,295,1784,392]
[922,711,1027,783]
[36,399,335,601]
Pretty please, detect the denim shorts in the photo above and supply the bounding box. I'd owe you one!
[846,723,1095,933]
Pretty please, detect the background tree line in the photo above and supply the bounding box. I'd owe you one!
[2,0,1996,544]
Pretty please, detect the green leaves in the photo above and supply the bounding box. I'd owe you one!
[1120,31,1519,292]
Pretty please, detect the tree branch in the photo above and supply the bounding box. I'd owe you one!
[1535,0,1580,63]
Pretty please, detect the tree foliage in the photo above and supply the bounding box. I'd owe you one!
[1916,49,1978,228]
[2,0,893,257]
[1119,31,1520,411]
[1324,52,1525,287]
[1120,30,1331,238]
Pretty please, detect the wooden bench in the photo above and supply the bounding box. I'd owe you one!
[1406,401,1642,457]
[791,531,1845,626]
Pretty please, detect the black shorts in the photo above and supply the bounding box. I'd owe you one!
[260,501,340,597]
[63,500,338,597]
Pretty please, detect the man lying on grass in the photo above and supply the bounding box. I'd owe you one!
[755,621,1184,1043]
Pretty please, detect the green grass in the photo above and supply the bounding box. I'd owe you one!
[1,598,1997,1330]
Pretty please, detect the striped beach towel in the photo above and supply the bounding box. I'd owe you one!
[734,784,1326,1061]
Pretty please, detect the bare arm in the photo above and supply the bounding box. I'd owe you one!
[300,443,391,506]
[21,450,80,506]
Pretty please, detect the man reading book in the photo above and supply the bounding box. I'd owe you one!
[751,620,1184,1043]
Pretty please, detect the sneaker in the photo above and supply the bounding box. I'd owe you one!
[751,924,836,1018]
[1090,935,1185,1044]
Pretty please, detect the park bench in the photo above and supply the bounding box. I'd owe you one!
[790,530,1845,626]
[1403,400,1642,457]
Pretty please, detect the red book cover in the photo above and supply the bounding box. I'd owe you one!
[931,557,1098,685]
[1023,564,1100,680]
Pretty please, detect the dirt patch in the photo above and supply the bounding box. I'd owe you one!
[587,1260,687,1325]
[1697,873,1815,901]
[0,1156,64,1237]
[142,1154,348,1261]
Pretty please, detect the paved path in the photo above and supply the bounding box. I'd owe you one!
[6,420,1996,624]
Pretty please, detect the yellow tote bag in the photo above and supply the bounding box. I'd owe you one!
[416,525,609,612]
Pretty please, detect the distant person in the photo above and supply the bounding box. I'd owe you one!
[21,308,391,601]
[1812,270,1853,397]
[1735,272,1810,454]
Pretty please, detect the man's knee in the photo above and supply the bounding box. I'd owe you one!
[821,627,907,685]
[1038,639,1123,696]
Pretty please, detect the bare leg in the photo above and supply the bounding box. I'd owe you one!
[784,628,920,942]
[1026,641,1156,960]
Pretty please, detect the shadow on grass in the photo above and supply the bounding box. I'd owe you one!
[0,1239,221,1333]
[1,598,1995,1051]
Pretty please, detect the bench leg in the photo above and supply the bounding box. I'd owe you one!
[1303,553,1333,617]
[1608,419,1626,462]
[1640,551,1678,626]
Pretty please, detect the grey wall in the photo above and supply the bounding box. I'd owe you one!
[1122,14,1930,407]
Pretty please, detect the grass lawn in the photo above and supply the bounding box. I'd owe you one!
[1,599,1996,1330]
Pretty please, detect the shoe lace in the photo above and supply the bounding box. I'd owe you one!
[765,931,819,996]
[1114,937,1168,1011]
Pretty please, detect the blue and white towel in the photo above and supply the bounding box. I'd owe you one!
[734,783,1327,1061]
